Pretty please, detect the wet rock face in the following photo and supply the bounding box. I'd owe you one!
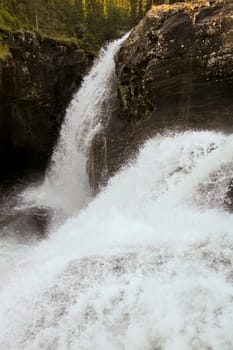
[116,0,233,129]
[91,0,233,191]
[0,180,52,238]
[0,206,51,239]
[224,179,233,212]
[0,30,92,179]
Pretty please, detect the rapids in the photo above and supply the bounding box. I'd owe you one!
[0,35,232,350]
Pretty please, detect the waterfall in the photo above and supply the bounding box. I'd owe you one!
[20,33,129,217]
[0,34,233,350]
[0,130,233,349]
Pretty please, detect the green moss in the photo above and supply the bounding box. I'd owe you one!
[118,84,130,97]
[0,8,20,30]
[70,81,78,90]
[0,42,11,61]
[75,48,85,55]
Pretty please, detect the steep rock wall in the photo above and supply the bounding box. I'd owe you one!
[89,0,233,191]
[0,30,92,179]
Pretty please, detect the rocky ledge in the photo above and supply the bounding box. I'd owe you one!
[89,0,233,192]
[0,30,93,180]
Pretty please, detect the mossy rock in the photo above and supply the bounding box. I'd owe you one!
[118,84,130,97]
[0,41,11,61]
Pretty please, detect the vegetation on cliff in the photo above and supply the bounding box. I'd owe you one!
[0,0,155,54]
[0,34,10,60]
[0,0,210,55]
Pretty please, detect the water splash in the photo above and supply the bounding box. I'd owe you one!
[0,33,129,296]
[20,33,129,218]
[0,131,233,350]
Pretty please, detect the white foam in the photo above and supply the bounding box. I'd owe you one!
[0,131,232,349]
[20,33,129,218]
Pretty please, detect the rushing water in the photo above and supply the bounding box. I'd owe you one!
[0,36,233,350]
[20,34,129,219]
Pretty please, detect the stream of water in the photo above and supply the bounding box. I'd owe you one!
[0,35,232,350]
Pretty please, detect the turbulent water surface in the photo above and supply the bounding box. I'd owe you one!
[0,36,232,350]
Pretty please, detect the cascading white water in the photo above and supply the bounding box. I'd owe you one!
[20,33,129,217]
[0,34,128,293]
[0,35,233,350]
[0,130,233,350]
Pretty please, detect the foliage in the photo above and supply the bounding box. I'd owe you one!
[0,6,21,30]
[0,1,197,55]
[0,0,154,53]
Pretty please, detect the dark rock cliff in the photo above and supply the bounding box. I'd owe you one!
[89,0,233,191]
[0,30,92,180]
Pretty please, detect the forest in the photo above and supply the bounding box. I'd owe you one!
[0,0,152,49]
[0,0,183,51]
